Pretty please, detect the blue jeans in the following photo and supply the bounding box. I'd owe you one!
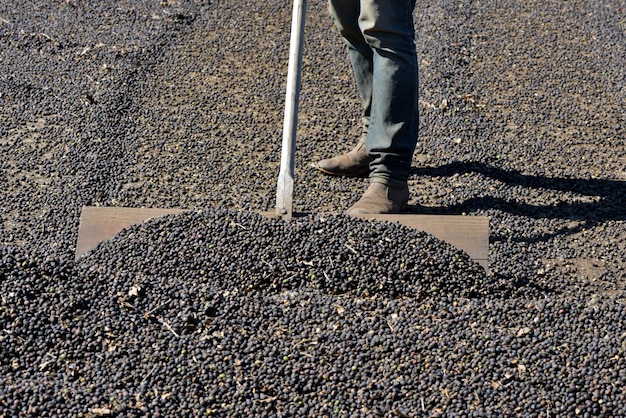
[329,0,418,187]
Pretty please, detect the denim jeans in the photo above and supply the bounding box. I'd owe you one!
[328,0,418,187]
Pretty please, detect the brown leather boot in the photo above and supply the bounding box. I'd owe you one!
[315,142,374,177]
[346,182,409,215]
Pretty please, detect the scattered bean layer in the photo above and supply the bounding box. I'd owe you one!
[1,0,625,416]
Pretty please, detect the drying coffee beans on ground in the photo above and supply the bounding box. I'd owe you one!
[1,0,625,416]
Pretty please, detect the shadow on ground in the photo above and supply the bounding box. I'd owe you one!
[409,161,625,226]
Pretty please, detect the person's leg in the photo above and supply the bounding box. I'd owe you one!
[328,0,373,143]
[323,0,419,214]
[315,0,374,177]
[345,0,418,214]
[360,0,419,188]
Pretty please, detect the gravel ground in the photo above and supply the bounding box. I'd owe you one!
[1,0,625,416]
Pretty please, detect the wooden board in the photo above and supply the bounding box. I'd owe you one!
[75,206,187,258]
[351,213,489,271]
[76,207,489,271]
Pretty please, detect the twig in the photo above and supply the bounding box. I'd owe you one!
[231,222,249,230]
[140,365,157,386]
[290,338,316,350]
[159,318,180,338]
[33,32,56,43]
[373,314,395,332]
[344,243,358,254]
[143,299,171,317]
[38,360,55,371]
[258,396,278,403]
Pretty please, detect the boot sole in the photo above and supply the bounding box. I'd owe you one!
[313,164,370,178]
